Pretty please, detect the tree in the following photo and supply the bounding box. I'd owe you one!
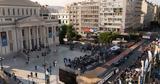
[59,25,67,44]
[110,32,119,42]
[59,24,81,44]
[99,32,119,45]
[99,32,111,45]
[66,24,77,41]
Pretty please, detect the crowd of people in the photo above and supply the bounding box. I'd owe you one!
[3,70,22,84]
[64,43,122,72]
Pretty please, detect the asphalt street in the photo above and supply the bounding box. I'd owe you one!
[106,40,151,83]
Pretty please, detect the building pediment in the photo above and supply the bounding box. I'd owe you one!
[16,16,45,27]
[16,16,44,23]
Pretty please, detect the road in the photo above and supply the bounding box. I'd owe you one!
[105,40,151,83]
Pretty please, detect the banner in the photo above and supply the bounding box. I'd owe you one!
[83,27,97,33]
[1,32,8,47]
[144,59,149,72]
[48,27,52,38]
[141,60,144,77]
[148,51,153,62]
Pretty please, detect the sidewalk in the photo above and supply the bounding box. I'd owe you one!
[2,46,85,84]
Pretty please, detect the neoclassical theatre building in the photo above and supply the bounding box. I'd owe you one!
[0,0,59,55]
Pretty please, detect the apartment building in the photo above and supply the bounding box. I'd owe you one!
[51,9,70,26]
[68,0,99,36]
[141,0,158,28]
[99,0,143,33]
[68,0,158,35]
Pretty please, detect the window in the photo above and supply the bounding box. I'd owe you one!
[34,9,36,15]
[2,8,5,16]
[8,9,10,16]
[13,8,15,15]
[5,18,12,21]
[22,29,25,36]
[22,9,24,15]
[30,29,32,35]
[26,9,28,15]
[17,9,20,15]
[59,20,61,24]
[30,9,32,15]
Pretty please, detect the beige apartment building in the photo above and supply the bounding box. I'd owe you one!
[68,0,99,36]
[141,0,158,28]
[99,0,144,33]
[67,0,158,35]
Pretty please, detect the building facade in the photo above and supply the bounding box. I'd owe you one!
[51,11,70,26]
[68,0,99,36]
[68,0,157,34]
[141,0,157,28]
[0,0,59,55]
[99,0,143,33]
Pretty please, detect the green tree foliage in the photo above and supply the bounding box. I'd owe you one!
[66,24,76,41]
[59,24,81,44]
[59,25,67,44]
[99,32,119,44]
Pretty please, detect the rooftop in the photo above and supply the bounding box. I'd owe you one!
[0,0,40,7]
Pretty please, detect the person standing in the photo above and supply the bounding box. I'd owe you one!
[35,65,37,70]
[53,61,55,67]
[35,72,37,78]
[30,72,33,77]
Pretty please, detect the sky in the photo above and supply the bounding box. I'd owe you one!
[31,0,160,6]
[31,0,83,6]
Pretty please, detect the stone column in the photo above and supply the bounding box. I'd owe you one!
[33,26,36,48]
[24,28,29,49]
[36,26,40,48]
[28,27,32,50]
[20,28,23,49]
[43,26,47,47]
[52,26,55,44]
[40,26,43,47]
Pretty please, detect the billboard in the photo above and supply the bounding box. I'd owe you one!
[1,32,8,47]
[83,27,97,33]
[59,68,77,84]
[48,27,52,38]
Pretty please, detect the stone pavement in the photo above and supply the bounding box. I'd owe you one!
[2,46,85,84]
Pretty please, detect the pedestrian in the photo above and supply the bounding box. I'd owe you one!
[26,61,29,64]
[13,75,17,81]
[53,61,55,67]
[37,55,39,58]
[30,72,33,77]
[35,72,37,78]
[32,81,35,84]
[35,65,37,70]
[27,74,30,78]
[49,65,52,74]
[54,60,57,67]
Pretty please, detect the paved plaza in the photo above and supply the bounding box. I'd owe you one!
[2,46,85,84]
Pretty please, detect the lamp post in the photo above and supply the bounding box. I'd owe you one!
[42,52,50,84]
[0,57,4,70]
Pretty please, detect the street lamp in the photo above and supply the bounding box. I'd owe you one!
[0,57,4,70]
[42,52,50,84]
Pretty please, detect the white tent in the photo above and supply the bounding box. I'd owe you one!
[110,46,120,51]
